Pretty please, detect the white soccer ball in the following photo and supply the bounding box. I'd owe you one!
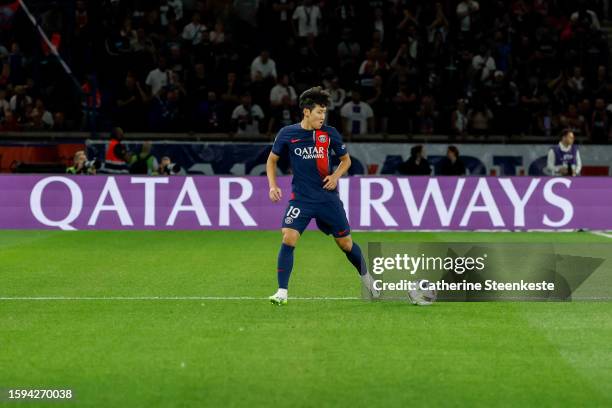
[408,279,437,306]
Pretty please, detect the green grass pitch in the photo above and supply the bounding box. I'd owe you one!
[1,230,611,407]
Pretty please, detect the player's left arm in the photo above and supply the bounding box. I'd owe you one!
[323,128,351,190]
[323,153,351,190]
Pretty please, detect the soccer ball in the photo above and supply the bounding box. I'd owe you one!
[408,279,437,306]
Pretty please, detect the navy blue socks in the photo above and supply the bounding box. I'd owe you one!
[277,241,366,291]
[344,242,367,276]
[277,243,295,289]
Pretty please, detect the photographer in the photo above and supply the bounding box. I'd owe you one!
[546,129,582,176]
[159,156,182,175]
[66,150,99,175]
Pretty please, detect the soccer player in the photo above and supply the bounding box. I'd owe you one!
[266,86,379,305]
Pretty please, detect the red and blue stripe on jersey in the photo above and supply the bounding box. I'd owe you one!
[314,129,331,178]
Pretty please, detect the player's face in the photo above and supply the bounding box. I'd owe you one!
[307,105,326,129]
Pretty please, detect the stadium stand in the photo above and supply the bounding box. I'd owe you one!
[1,0,611,142]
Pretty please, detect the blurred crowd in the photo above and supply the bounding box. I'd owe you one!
[1,0,612,141]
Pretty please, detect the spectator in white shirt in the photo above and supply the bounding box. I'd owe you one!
[210,21,225,45]
[456,0,479,33]
[9,85,32,113]
[340,90,374,138]
[160,1,171,26]
[472,47,496,84]
[231,93,265,135]
[182,12,207,45]
[33,99,54,128]
[292,0,321,38]
[145,57,171,96]
[570,7,601,30]
[568,66,586,96]
[168,0,184,21]
[270,74,297,107]
[0,88,9,121]
[251,50,277,82]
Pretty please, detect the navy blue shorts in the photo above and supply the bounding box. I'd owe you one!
[281,198,351,238]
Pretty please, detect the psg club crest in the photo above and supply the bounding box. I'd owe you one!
[318,134,327,143]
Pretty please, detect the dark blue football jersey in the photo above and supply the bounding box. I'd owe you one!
[272,123,348,202]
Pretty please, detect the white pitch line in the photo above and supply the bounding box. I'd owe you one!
[0,296,360,301]
[590,231,612,239]
[1,296,610,301]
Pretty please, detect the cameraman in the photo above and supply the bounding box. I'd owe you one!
[66,150,98,175]
[159,156,182,175]
[546,129,582,176]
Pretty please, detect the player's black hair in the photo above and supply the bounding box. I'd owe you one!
[299,86,331,111]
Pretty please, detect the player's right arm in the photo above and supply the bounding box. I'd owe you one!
[267,152,282,202]
[267,128,287,202]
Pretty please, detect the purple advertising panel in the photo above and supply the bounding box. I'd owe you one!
[0,175,610,231]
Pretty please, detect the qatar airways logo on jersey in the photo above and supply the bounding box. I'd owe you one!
[294,146,327,159]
